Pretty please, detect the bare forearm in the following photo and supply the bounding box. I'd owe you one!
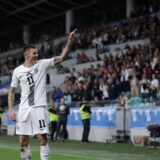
[54,39,73,65]
[61,39,73,60]
[54,29,77,65]
[8,87,15,111]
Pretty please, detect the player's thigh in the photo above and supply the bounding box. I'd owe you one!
[16,121,32,135]
[30,107,49,134]
[16,110,32,135]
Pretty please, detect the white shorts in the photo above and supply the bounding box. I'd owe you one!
[16,106,49,135]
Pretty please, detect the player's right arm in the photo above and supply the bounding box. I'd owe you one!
[8,87,16,121]
[8,68,18,121]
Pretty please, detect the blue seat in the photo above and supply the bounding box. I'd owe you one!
[131,97,141,107]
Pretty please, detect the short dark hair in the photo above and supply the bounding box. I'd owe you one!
[23,45,36,53]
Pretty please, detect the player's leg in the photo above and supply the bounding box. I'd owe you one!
[16,108,32,160]
[31,107,50,160]
[19,135,32,160]
[37,134,50,160]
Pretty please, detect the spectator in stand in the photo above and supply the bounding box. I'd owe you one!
[82,82,92,101]
[63,76,71,89]
[99,79,109,100]
[150,73,159,102]
[71,85,78,102]
[92,79,101,100]
[51,86,57,102]
[139,73,150,102]
[107,77,117,100]
[145,62,153,80]
[119,94,128,108]
[55,87,64,104]
[92,96,101,107]
[120,64,130,93]
[56,64,70,74]
[71,67,78,78]
[129,67,140,97]
[151,47,159,70]
[77,81,83,101]
[125,62,131,92]
[77,51,90,64]
[69,73,76,84]
[63,87,72,105]
[154,57,160,80]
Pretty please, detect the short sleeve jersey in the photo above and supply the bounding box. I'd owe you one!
[11,58,55,108]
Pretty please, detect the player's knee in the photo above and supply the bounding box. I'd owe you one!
[37,134,47,145]
[19,136,28,147]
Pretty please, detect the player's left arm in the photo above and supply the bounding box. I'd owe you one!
[54,29,77,65]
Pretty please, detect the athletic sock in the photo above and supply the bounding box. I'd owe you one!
[21,145,32,160]
[40,143,50,160]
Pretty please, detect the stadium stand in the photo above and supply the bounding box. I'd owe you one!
[1,11,160,106]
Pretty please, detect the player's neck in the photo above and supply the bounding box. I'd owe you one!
[23,61,34,68]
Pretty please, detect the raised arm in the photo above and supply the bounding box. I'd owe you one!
[54,29,77,65]
[8,86,16,121]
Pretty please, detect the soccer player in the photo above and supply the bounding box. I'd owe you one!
[8,29,77,160]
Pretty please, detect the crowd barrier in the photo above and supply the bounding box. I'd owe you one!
[130,107,160,142]
[3,105,160,142]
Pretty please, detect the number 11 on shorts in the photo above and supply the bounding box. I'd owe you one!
[39,119,46,130]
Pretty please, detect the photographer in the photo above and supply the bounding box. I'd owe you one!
[139,74,150,102]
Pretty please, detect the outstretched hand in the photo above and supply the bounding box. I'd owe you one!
[69,29,77,41]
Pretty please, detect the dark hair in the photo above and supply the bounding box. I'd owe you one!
[23,45,36,53]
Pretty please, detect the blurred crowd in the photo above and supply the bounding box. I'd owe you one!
[50,41,160,104]
[0,0,159,53]
[0,5,160,104]
[1,13,160,76]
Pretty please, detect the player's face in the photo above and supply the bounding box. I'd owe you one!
[27,48,39,64]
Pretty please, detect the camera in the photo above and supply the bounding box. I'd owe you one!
[143,83,148,89]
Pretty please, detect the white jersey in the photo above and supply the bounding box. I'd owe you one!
[11,58,55,108]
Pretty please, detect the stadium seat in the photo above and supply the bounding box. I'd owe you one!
[131,97,141,107]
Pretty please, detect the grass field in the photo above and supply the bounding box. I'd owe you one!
[0,134,160,160]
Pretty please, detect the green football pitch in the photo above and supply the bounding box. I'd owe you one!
[0,134,160,160]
